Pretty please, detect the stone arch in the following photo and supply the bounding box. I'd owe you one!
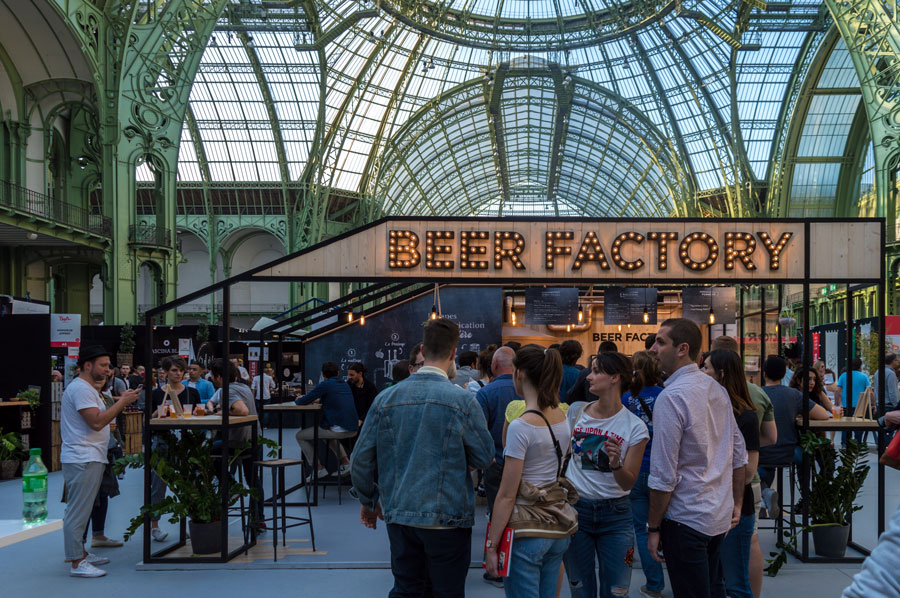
[227,231,290,316]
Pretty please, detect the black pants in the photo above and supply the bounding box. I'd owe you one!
[82,494,108,542]
[483,460,503,515]
[386,524,471,598]
[660,519,726,598]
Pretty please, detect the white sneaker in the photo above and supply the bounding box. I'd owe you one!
[305,468,329,484]
[84,552,109,566]
[151,527,168,542]
[69,560,106,578]
[339,464,352,477]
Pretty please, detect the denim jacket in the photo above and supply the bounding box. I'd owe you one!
[350,369,494,528]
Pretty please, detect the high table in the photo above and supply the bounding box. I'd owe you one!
[143,415,259,564]
[788,415,884,563]
[262,403,323,507]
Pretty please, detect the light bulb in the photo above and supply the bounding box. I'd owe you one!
[430,306,437,320]
[360,314,366,326]
[577,306,583,323]
[566,324,572,333]
[511,311,516,325]
[618,324,622,332]
[348,312,353,323]
[643,308,650,324]
[709,311,715,325]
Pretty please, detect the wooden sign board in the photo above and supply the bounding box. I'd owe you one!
[253,219,882,283]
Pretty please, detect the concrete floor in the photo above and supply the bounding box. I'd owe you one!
[1,429,897,597]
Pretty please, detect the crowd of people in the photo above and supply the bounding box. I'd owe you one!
[57,321,900,595]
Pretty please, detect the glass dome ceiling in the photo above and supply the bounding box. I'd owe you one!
[162,0,834,218]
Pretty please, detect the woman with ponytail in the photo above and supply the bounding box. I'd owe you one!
[485,344,575,598]
[563,352,649,598]
[622,351,665,598]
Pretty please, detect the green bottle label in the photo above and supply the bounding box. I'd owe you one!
[23,476,46,493]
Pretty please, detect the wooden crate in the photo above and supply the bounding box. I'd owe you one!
[51,420,60,447]
[123,432,143,455]
[50,444,61,472]
[123,412,143,435]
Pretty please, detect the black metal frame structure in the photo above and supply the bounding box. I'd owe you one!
[141,216,887,564]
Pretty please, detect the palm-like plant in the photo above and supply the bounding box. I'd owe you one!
[113,430,278,540]
[766,432,869,576]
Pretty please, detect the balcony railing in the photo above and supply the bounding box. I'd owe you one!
[129,223,172,247]
[0,180,111,237]
[136,303,290,315]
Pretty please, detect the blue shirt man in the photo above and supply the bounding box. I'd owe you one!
[837,363,870,410]
[187,362,215,404]
[475,346,521,461]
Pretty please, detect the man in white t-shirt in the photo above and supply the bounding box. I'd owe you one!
[61,346,139,578]
[251,365,276,401]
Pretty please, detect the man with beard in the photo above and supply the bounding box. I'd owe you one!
[61,345,139,577]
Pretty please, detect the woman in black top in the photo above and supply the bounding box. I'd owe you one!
[148,356,200,541]
[701,349,759,598]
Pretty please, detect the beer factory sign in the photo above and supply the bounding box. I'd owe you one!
[252,218,881,283]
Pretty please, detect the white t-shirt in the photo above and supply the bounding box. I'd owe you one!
[504,417,572,487]
[251,373,276,400]
[61,377,110,464]
[565,402,649,499]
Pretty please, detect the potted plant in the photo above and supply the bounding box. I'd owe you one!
[766,432,869,574]
[17,388,40,412]
[778,311,796,328]
[114,430,277,554]
[0,428,24,479]
[118,322,136,369]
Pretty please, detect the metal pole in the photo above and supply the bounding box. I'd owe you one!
[761,285,767,383]
[846,284,853,414]
[143,314,153,563]
[221,285,230,560]
[257,330,265,415]
[739,286,745,360]
[878,233,887,536]
[777,284,784,358]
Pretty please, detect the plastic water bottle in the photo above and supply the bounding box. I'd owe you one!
[22,448,48,524]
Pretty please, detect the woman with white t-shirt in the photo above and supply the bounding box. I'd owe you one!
[564,352,649,598]
[485,344,575,598]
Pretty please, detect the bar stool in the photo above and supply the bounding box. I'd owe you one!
[319,434,356,505]
[213,452,254,545]
[256,458,315,561]
[758,461,797,536]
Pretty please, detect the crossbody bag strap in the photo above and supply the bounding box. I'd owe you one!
[635,394,653,422]
[523,409,564,479]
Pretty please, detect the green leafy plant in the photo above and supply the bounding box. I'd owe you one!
[855,329,891,379]
[113,431,279,540]
[16,389,40,412]
[0,428,24,461]
[765,432,869,576]
[197,320,210,344]
[120,322,136,354]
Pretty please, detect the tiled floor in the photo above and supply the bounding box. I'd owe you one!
[1,430,896,597]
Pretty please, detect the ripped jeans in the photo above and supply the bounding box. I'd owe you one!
[564,496,634,598]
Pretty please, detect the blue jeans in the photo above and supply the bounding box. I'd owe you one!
[630,471,665,593]
[720,512,755,598]
[505,536,570,598]
[564,496,634,598]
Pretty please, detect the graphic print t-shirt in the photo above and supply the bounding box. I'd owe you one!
[565,402,649,500]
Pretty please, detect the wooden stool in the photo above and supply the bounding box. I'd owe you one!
[256,458,315,561]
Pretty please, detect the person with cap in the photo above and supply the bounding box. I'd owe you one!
[61,345,140,577]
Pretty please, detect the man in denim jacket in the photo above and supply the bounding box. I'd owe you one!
[351,318,494,597]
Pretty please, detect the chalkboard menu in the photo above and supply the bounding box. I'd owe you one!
[303,286,502,389]
[682,287,736,325]
[604,288,658,325]
[524,287,579,325]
